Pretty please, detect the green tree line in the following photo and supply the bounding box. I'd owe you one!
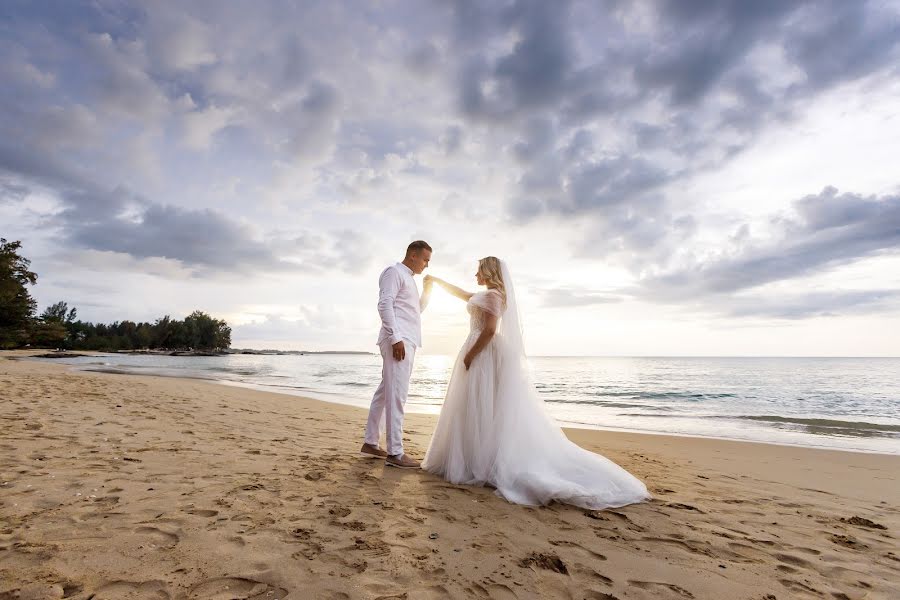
[1,238,231,351]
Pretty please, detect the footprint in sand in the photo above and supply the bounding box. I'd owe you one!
[641,537,714,558]
[773,552,813,568]
[291,541,323,561]
[352,536,390,557]
[584,593,620,600]
[726,542,770,563]
[92,580,170,599]
[628,581,694,598]
[132,526,179,549]
[188,577,288,599]
[606,511,646,532]
[665,502,704,513]
[519,552,568,574]
[549,539,607,560]
[830,534,869,550]
[486,584,517,600]
[184,508,219,517]
[778,578,821,596]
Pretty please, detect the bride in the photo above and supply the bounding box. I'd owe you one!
[421,257,650,510]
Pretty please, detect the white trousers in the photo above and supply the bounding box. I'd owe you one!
[364,340,416,456]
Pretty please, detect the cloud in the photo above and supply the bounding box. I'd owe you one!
[785,1,900,94]
[634,0,800,106]
[639,187,900,300]
[181,104,237,151]
[540,288,623,308]
[0,179,29,204]
[441,0,900,277]
[454,0,575,121]
[66,202,286,272]
[440,125,464,156]
[281,80,342,163]
[2,0,899,336]
[405,41,441,77]
[80,31,171,120]
[724,289,900,320]
[232,305,369,350]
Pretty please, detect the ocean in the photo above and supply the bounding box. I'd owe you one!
[37,353,900,454]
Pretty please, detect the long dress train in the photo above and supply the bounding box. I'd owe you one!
[422,275,650,510]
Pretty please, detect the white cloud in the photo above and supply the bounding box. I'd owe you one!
[2,0,900,355]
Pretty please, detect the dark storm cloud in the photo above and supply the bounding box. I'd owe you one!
[640,187,900,300]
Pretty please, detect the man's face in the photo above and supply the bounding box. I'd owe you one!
[409,249,431,274]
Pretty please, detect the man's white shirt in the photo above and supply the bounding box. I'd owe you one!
[376,262,427,348]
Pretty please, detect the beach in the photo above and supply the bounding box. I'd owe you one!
[2,353,898,599]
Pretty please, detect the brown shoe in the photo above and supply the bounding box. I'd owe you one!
[360,443,388,459]
[385,454,420,469]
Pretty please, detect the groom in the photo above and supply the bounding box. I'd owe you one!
[360,240,432,468]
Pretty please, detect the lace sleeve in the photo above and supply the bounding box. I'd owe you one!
[469,289,504,316]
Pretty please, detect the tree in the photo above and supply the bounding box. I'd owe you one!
[41,301,77,324]
[183,310,231,350]
[29,321,67,348]
[0,238,38,348]
[38,301,78,348]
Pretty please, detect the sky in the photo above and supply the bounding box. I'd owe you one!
[1,0,899,356]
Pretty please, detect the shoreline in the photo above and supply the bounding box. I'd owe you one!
[220,376,900,457]
[18,349,900,457]
[2,355,899,598]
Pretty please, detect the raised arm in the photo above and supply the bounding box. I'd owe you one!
[425,275,474,302]
[419,275,433,312]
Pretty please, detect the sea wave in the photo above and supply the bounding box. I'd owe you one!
[208,366,260,376]
[538,389,739,402]
[734,415,900,433]
[545,399,659,410]
[612,412,900,439]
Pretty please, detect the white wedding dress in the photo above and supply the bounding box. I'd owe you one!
[422,261,650,510]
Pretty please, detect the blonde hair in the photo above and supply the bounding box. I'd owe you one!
[478,256,506,305]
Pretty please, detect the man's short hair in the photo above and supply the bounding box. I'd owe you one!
[406,240,432,255]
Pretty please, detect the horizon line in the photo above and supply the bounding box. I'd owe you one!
[228,349,900,359]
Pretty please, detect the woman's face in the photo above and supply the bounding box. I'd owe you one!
[475,265,485,286]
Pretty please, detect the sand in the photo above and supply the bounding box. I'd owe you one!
[1,352,898,599]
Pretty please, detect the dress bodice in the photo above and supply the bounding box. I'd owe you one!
[467,302,489,333]
[467,289,504,333]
